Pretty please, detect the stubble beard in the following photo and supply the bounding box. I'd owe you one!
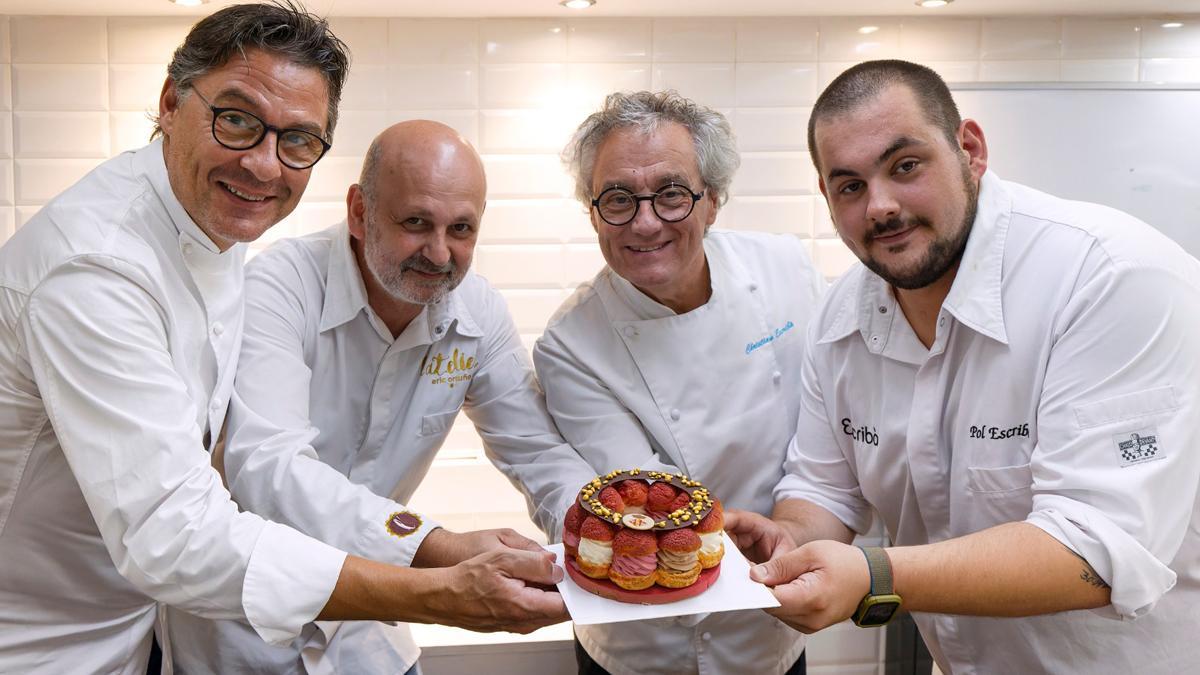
[363,216,464,306]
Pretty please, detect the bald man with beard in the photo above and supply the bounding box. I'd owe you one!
[167,121,595,674]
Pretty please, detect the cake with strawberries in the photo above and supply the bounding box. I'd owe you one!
[563,469,724,600]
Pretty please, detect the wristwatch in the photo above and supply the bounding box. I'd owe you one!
[852,546,902,627]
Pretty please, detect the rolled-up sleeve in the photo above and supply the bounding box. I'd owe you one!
[1027,262,1200,619]
[22,259,345,644]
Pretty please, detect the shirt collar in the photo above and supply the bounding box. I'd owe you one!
[819,170,1012,347]
[137,137,225,256]
[318,222,484,341]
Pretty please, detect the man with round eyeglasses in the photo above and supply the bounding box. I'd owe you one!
[532,90,826,675]
[0,5,566,674]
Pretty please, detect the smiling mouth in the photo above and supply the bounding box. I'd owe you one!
[219,181,270,203]
[627,243,668,253]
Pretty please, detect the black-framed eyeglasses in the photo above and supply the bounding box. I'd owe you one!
[591,184,706,226]
[191,88,331,170]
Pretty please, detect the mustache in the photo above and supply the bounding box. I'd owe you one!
[400,255,455,275]
[865,215,931,244]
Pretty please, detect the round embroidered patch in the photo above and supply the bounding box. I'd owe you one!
[386,511,423,538]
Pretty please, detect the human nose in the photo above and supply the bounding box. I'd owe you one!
[864,183,900,224]
[628,197,663,236]
[239,131,283,183]
[422,229,451,267]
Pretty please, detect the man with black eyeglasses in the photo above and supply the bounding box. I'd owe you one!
[0,5,565,673]
[532,90,826,675]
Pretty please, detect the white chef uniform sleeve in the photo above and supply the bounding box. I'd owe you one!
[774,321,875,535]
[461,289,598,542]
[222,257,439,568]
[1027,261,1200,619]
[20,260,345,644]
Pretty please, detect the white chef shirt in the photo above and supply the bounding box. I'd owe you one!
[777,172,1200,674]
[168,221,597,674]
[0,141,346,675]
[534,230,824,675]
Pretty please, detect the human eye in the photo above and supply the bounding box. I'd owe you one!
[894,159,919,175]
[218,110,254,129]
[657,185,689,201]
[280,130,313,148]
[400,217,427,231]
[837,180,863,196]
[449,221,476,237]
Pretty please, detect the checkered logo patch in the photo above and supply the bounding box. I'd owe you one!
[1114,428,1164,467]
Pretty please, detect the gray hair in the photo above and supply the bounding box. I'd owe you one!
[562,90,740,208]
[152,0,350,139]
[357,136,385,207]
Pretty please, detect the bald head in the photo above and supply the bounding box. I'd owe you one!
[358,120,486,209]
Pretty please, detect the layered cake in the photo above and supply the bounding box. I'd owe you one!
[563,469,724,597]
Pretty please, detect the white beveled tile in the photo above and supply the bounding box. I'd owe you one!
[108,17,193,63]
[736,18,819,62]
[567,18,651,63]
[274,201,344,239]
[327,17,388,65]
[652,63,735,109]
[482,154,572,199]
[1061,18,1141,59]
[474,242,564,288]
[16,205,41,228]
[14,158,100,204]
[1060,59,1139,83]
[480,63,567,108]
[981,18,1061,60]
[480,19,567,63]
[480,198,594,244]
[733,108,809,152]
[12,17,106,64]
[389,65,477,110]
[0,160,12,205]
[735,63,818,107]
[498,288,573,333]
[0,207,14,243]
[724,195,815,236]
[0,115,11,158]
[388,109,479,148]
[1140,58,1200,83]
[389,19,479,65]
[732,152,815,196]
[813,238,859,280]
[566,63,651,110]
[818,18,902,62]
[13,65,107,111]
[301,156,361,202]
[14,112,109,159]
[1141,20,1200,59]
[338,64,389,111]
[109,64,167,112]
[805,621,882,666]
[563,243,606,286]
[813,199,837,238]
[979,59,1061,82]
[110,112,157,156]
[0,17,10,64]
[0,67,10,111]
[924,60,979,83]
[480,109,578,154]
[326,109,389,158]
[817,61,859,91]
[652,19,735,62]
[899,19,981,61]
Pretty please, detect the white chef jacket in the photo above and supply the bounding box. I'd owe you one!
[534,230,824,675]
[168,221,597,674]
[777,172,1200,674]
[0,141,346,675]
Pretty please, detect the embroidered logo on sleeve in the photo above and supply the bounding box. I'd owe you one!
[1114,428,1163,467]
[385,511,423,538]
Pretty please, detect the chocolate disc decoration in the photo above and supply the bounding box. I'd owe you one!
[577,469,714,531]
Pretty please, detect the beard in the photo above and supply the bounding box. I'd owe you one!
[362,217,466,305]
[861,162,979,291]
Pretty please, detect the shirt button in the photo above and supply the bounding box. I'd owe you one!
[748,283,757,292]
[212,322,224,336]
[209,400,221,412]
[938,316,946,327]
[870,335,880,344]
[623,326,636,337]
[435,324,445,335]
[701,632,712,641]
[772,371,782,383]
[878,305,888,314]
[182,242,193,255]
[670,408,681,421]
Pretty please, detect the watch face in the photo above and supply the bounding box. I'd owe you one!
[861,601,900,625]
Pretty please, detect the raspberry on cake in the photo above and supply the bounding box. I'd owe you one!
[577,515,616,579]
[693,499,724,569]
[656,528,702,588]
[610,529,657,590]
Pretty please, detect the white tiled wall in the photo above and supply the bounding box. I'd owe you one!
[1,17,1198,649]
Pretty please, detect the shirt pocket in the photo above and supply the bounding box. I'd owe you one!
[963,463,1034,530]
[1072,385,1179,429]
[418,408,462,438]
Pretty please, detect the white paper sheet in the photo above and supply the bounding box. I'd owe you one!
[548,532,780,625]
